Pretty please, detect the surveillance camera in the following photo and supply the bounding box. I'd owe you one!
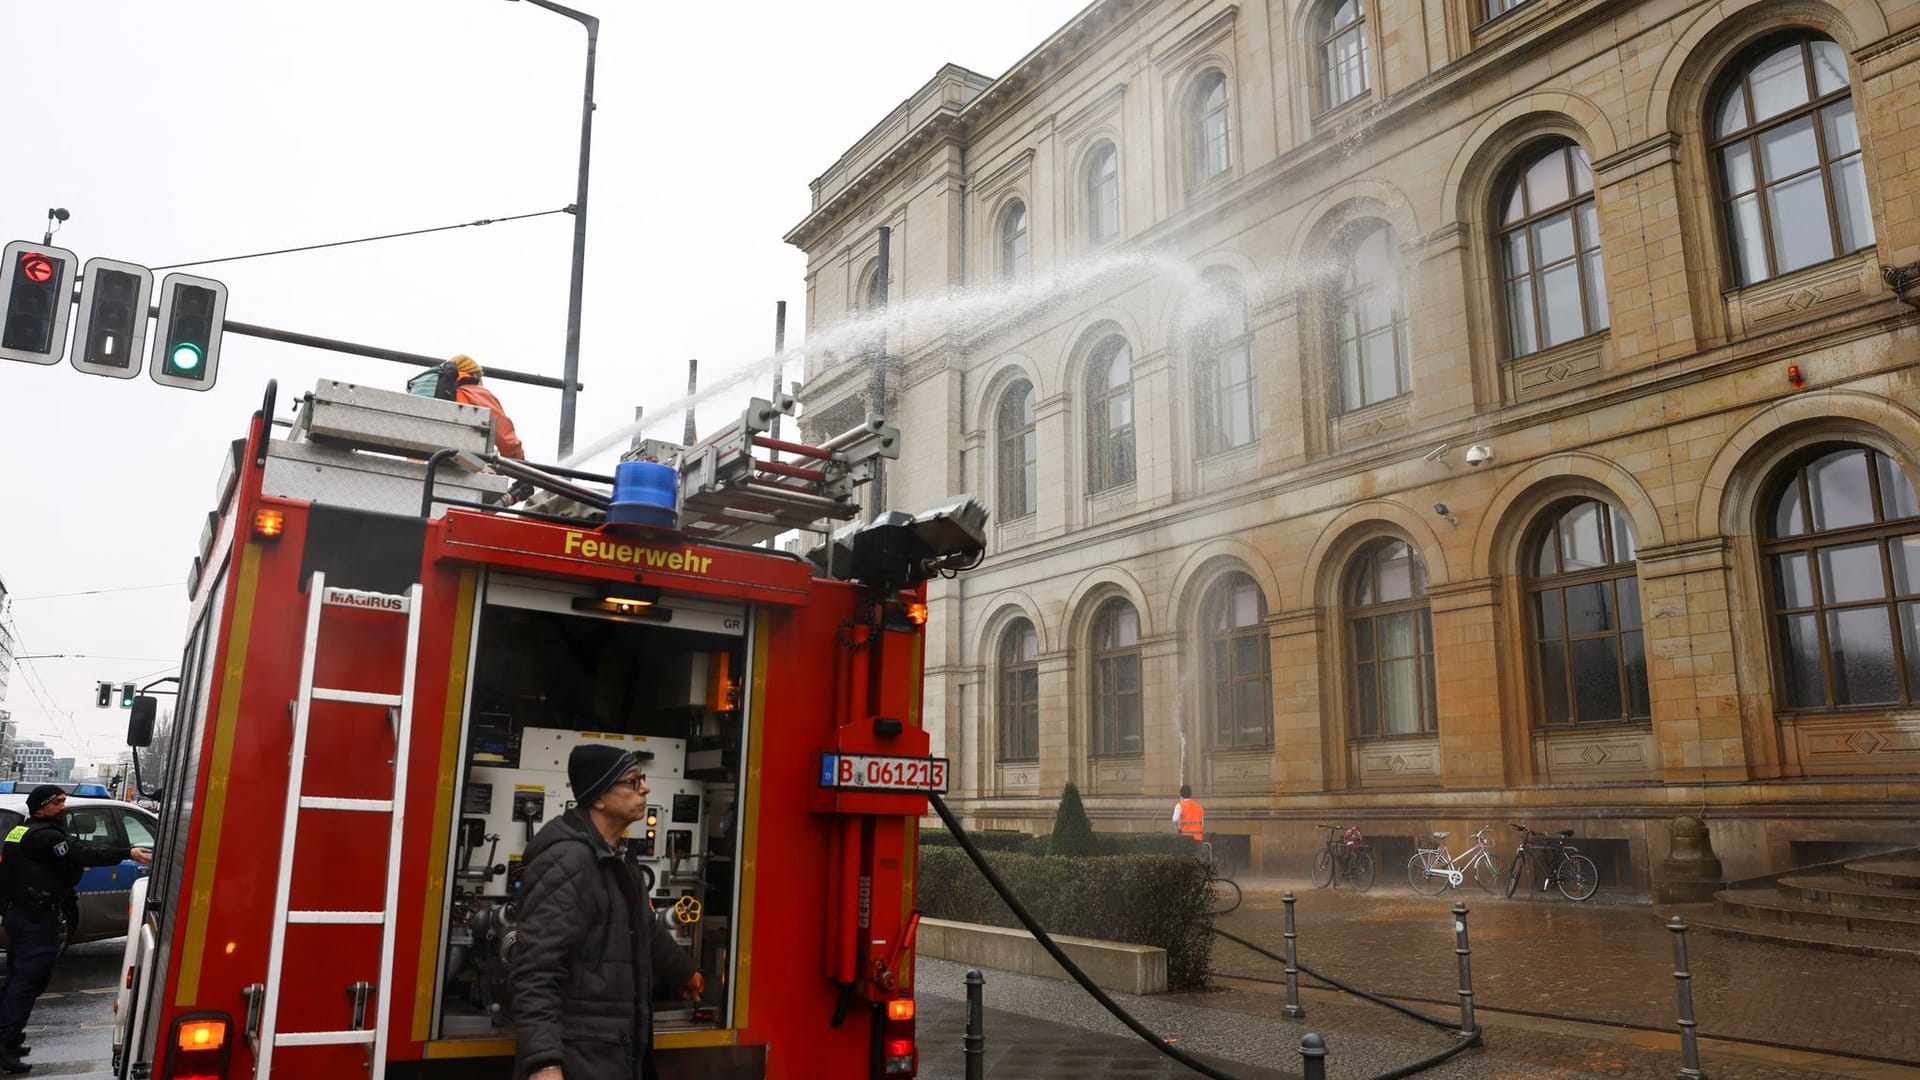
[1465,445,1492,468]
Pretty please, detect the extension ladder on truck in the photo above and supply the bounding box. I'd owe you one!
[250,573,422,1076]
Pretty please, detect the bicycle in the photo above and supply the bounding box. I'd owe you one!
[1407,825,1502,895]
[1195,838,1242,915]
[1309,823,1376,892]
[1504,823,1599,901]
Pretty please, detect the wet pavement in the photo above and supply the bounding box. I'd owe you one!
[0,938,121,1079]
[1215,878,1920,1067]
[913,876,1920,1079]
[14,887,1920,1079]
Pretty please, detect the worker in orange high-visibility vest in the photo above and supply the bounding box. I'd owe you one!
[1172,784,1206,842]
[449,354,526,460]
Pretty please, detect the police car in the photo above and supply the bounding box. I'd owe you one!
[0,785,157,949]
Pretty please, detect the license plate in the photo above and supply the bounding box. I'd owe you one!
[820,753,949,794]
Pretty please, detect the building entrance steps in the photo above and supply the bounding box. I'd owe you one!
[1700,847,1920,955]
[1847,855,1920,890]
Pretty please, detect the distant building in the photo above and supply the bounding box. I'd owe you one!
[11,740,54,784]
[790,0,1920,891]
[50,757,74,784]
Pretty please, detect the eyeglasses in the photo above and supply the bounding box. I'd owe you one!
[611,774,646,791]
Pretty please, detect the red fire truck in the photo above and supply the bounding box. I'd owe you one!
[112,377,986,1079]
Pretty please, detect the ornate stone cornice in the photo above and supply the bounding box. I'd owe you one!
[785,0,1150,252]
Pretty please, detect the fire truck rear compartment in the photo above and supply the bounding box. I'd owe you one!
[434,575,750,1040]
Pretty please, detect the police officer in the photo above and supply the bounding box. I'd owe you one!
[0,786,150,1073]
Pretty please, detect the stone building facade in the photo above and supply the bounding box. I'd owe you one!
[785,0,1920,891]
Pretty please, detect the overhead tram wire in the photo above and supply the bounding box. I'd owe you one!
[148,207,573,271]
[8,584,179,601]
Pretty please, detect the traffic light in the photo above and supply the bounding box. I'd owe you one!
[96,681,114,709]
[0,240,77,366]
[149,272,227,391]
[71,258,154,379]
[121,682,137,709]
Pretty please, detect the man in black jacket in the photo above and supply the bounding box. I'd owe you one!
[514,745,702,1080]
[0,786,151,1074]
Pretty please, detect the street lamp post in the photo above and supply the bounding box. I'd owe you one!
[509,0,599,459]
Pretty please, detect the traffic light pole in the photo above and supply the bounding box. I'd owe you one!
[511,0,600,458]
[220,316,581,392]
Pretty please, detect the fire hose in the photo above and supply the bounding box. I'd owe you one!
[928,793,1480,1079]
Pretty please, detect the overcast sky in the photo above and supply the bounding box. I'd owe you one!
[0,0,1090,765]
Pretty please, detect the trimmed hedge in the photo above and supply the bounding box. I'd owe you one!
[1049,783,1098,856]
[916,846,1215,989]
[920,829,1197,858]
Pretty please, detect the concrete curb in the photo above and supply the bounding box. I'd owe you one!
[915,917,1169,995]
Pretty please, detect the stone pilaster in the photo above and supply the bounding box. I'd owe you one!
[1635,539,1753,782]
[1429,577,1506,789]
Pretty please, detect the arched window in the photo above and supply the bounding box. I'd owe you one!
[1347,539,1437,737]
[1187,71,1231,187]
[1763,445,1920,710]
[997,380,1037,520]
[1527,499,1648,726]
[1319,0,1370,110]
[1085,335,1135,493]
[1203,573,1272,748]
[997,620,1041,761]
[1195,281,1257,455]
[999,201,1030,282]
[1091,598,1144,756]
[1086,142,1121,244]
[1335,221,1410,412]
[1498,141,1607,357]
[861,261,887,313]
[1712,35,1872,286]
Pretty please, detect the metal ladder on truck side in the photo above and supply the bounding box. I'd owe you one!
[251,572,422,1076]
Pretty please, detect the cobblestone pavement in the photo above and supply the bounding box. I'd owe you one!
[914,869,1920,1078]
[1213,876,1920,1070]
[916,952,1899,1079]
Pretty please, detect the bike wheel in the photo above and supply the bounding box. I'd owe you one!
[1212,877,1243,915]
[1408,850,1449,895]
[1557,854,1599,901]
[1505,851,1525,898]
[1472,854,1503,895]
[1348,848,1376,893]
[1310,848,1335,889]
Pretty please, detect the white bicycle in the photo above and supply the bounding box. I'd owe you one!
[1407,826,1502,895]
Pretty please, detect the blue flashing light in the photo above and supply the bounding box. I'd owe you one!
[608,461,679,529]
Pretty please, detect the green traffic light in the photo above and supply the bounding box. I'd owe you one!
[169,341,204,372]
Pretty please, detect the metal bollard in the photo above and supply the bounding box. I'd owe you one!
[1452,901,1477,1040]
[963,968,986,1080]
[1282,891,1305,1019]
[1298,1033,1328,1080]
[1667,917,1708,1079]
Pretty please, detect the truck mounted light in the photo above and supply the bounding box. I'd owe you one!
[881,997,916,1077]
[162,1010,233,1080]
[176,1019,225,1051]
[252,509,285,538]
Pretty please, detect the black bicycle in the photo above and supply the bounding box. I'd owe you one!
[1309,823,1376,892]
[1505,823,1599,901]
[1195,838,1242,915]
